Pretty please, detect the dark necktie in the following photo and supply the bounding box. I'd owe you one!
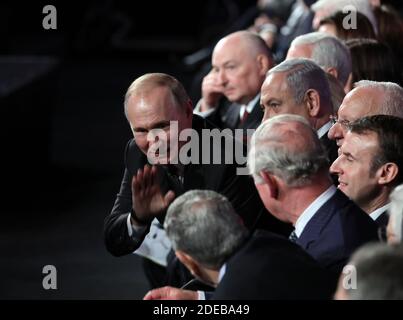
[239,110,249,125]
[289,230,299,243]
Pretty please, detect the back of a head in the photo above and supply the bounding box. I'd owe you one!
[354,80,403,118]
[291,32,352,85]
[268,58,332,110]
[345,242,403,299]
[164,190,249,270]
[346,39,402,86]
[124,73,189,118]
[319,10,376,40]
[248,114,329,187]
[312,0,378,34]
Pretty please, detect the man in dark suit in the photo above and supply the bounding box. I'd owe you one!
[260,58,339,170]
[248,114,378,275]
[330,115,403,228]
[194,31,273,137]
[144,190,336,300]
[104,73,285,288]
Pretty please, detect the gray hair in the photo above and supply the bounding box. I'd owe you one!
[345,243,403,299]
[389,184,403,243]
[291,32,352,85]
[248,114,329,187]
[164,190,249,269]
[311,0,378,34]
[354,80,403,119]
[267,58,332,109]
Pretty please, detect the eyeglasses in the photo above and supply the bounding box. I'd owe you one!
[329,115,351,128]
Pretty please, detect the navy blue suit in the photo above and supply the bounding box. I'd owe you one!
[296,190,378,274]
[212,230,336,300]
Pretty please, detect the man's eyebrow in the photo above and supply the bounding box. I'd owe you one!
[133,121,170,132]
[342,150,356,160]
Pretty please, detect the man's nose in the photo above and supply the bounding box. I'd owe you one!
[328,123,341,141]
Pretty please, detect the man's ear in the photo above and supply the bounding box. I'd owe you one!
[377,163,399,186]
[256,54,271,76]
[176,251,202,279]
[185,99,193,118]
[326,67,338,80]
[259,171,279,199]
[304,89,321,118]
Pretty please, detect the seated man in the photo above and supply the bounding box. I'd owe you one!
[330,115,403,227]
[248,114,378,274]
[286,32,352,94]
[195,31,274,135]
[328,80,403,149]
[144,190,336,300]
[260,58,338,166]
[104,73,284,288]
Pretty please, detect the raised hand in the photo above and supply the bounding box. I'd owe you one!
[200,70,224,112]
[131,165,175,224]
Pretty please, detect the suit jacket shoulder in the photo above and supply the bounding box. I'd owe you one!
[297,190,378,274]
[212,230,336,300]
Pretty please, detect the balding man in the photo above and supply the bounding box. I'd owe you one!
[328,80,403,148]
[330,115,403,227]
[104,73,273,288]
[195,31,274,134]
[248,114,378,274]
[260,58,338,165]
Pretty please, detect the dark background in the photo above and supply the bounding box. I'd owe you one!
[0,0,255,299]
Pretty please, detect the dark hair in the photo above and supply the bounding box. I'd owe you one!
[319,10,376,41]
[349,115,403,185]
[346,38,401,86]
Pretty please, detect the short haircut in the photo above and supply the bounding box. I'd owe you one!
[388,184,403,243]
[354,80,403,119]
[291,32,352,85]
[345,242,403,299]
[164,190,249,270]
[248,114,329,187]
[349,115,403,185]
[124,73,190,118]
[267,58,331,107]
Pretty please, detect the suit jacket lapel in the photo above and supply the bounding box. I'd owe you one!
[297,191,347,249]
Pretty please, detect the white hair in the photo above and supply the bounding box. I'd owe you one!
[291,32,352,85]
[354,81,403,118]
[311,0,378,34]
[389,184,403,243]
[248,114,329,186]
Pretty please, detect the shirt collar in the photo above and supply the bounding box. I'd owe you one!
[370,203,390,221]
[294,185,337,237]
[218,264,227,283]
[317,121,333,139]
[239,94,260,119]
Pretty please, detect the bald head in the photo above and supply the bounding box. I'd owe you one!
[212,31,273,105]
[328,81,403,146]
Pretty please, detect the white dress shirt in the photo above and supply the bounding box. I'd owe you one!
[370,203,390,221]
